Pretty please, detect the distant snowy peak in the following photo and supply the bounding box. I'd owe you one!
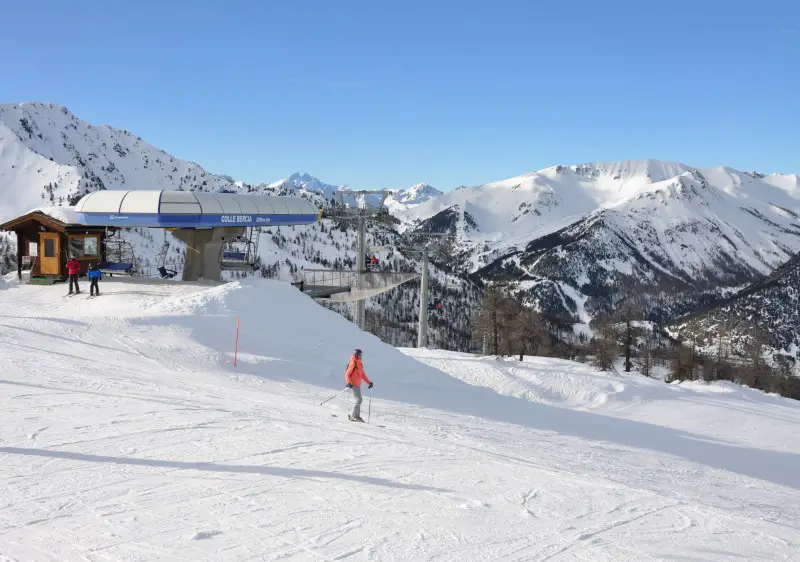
[263,172,339,202]
[392,183,442,205]
[270,172,336,192]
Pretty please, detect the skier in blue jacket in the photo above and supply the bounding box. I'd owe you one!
[87,264,102,296]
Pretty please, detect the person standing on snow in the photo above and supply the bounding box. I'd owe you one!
[345,348,373,422]
[66,256,81,294]
[87,263,102,296]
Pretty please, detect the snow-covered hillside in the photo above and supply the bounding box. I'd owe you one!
[0,102,240,222]
[1,276,799,560]
[400,160,800,323]
[672,252,800,365]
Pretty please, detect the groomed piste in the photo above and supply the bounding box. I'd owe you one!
[73,190,320,228]
[1,276,799,560]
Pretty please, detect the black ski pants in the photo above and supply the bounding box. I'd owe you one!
[69,274,80,293]
[90,278,99,295]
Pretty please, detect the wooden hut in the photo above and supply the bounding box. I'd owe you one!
[0,211,108,284]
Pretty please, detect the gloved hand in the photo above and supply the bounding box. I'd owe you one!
[346,383,353,388]
[368,382,373,389]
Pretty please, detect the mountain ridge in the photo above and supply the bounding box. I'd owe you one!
[0,102,442,223]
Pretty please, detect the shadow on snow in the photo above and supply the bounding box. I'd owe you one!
[0,447,451,494]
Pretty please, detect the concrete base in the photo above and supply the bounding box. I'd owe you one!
[172,227,246,282]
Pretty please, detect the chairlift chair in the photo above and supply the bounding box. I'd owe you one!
[364,246,391,271]
[427,300,444,313]
[155,233,178,279]
[219,236,258,271]
[364,253,380,271]
[99,231,137,276]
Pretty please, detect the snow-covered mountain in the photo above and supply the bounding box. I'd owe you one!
[394,183,442,205]
[386,183,443,212]
[399,160,800,326]
[252,172,338,206]
[0,102,240,223]
[672,251,800,366]
[244,173,441,215]
[0,102,425,219]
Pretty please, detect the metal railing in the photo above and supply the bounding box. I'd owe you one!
[299,268,420,301]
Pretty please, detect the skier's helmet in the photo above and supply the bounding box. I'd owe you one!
[354,348,363,358]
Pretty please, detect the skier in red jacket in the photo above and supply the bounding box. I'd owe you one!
[66,257,81,294]
[344,349,373,422]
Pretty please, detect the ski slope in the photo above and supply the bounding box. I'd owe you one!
[1,277,799,561]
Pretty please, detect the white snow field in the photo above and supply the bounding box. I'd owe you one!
[1,277,800,561]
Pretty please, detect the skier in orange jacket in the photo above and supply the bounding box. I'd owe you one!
[345,349,373,422]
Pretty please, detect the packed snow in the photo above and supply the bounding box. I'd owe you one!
[1,276,799,560]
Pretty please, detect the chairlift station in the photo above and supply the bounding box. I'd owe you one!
[1,190,320,283]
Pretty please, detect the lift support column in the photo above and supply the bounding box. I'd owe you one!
[417,247,430,348]
[172,227,246,282]
[355,215,366,330]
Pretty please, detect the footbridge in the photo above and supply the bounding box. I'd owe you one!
[300,269,420,301]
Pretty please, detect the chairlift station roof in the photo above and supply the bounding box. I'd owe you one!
[73,190,320,228]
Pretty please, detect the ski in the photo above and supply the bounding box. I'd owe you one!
[332,415,384,428]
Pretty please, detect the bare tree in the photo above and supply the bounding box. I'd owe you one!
[591,314,619,371]
[472,284,514,355]
[667,344,694,382]
[609,279,645,373]
[511,306,548,361]
[711,317,738,381]
[741,327,769,389]
[636,326,653,377]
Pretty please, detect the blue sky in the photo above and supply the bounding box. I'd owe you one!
[2,0,798,189]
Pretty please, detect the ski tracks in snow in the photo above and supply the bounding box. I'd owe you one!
[1,281,800,560]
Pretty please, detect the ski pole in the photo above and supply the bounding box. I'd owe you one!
[368,388,372,424]
[319,387,349,406]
